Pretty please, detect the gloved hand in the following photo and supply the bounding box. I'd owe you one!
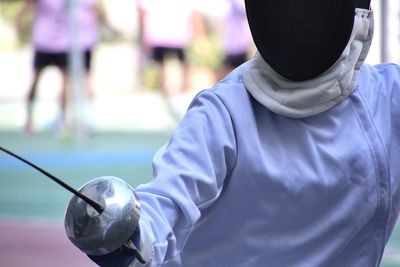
[88,227,146,267]
[64,177,146,266]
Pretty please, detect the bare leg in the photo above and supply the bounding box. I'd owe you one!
[159,61,171,98]
[180,61,190,93]
[83,70,94,101]
[81,70,95,132]
[25,70,41,134]
[59,68,69,130]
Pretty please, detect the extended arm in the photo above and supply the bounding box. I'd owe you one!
[84,89,238,266]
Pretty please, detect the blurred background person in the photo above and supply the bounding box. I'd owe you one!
[217,0,254,80]
[16,0,115,134]
[136,0,204,120]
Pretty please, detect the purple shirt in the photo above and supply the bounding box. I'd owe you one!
[222,0,253,55]
[32,0,98,52]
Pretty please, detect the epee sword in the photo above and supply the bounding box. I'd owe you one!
[0,146,103,213]
[0,146,145,263]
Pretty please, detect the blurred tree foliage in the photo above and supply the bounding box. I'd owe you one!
[0,0,33,44]
[0,0,25,22]
[187,33,223,71]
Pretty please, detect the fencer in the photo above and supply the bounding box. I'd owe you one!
[67,0,400,266]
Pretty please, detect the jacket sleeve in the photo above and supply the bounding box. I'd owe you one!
[133,89,238,265]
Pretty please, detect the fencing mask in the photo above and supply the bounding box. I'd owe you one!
[244,0,371,81]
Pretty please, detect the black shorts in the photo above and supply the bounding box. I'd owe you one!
[33,50,92,72]
[151,46,186,63]
[223,53,248,69]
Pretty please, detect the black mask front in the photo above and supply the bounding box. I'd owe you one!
[245,0,360,81]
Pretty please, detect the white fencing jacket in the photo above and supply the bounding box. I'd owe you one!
[133,58,400,266]
[86,9,400,267]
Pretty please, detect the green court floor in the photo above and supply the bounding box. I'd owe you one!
[0,130,170,220]
[0,130,400,266]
